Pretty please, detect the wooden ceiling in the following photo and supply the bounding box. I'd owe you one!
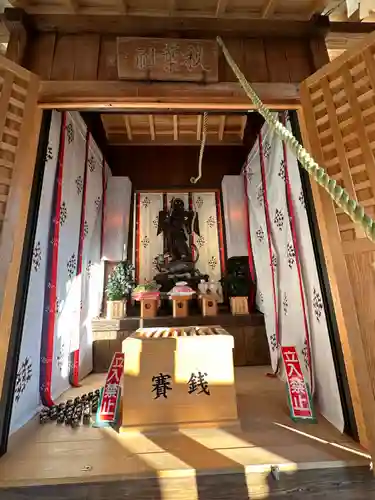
[5,0,355,21]
[101,113,248,145]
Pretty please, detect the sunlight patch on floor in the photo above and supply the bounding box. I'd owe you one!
[273,422,371,460]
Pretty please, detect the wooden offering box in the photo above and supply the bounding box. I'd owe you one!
[140,298,158,318]
[230,297,249,315]
[133,291,160,319]
[171,295,190,318]
[200,293,219,316]
[121,326,239,432]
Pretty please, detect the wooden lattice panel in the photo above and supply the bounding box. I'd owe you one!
[300,32,375,242]
[0,59,35,238]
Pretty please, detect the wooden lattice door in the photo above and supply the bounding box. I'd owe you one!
[299,31,375,455]
[0,55,41,412]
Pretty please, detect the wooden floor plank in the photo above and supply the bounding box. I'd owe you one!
[0,367,370,496]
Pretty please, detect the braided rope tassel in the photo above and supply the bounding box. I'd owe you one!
[216,36,375,243]
[190,112,208,184]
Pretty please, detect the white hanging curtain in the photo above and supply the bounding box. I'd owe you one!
[192,192,224,294]
[50,112,87,400]
[244,112,344,431]
[135,192,164,284]
[282,112,344,431]
[10,111,62,434]
[245,126,279,363]
[221,176,248,259]
[78,134,105,380]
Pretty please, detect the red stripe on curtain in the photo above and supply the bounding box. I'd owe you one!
[243,172,256,311]
[188,193,193,260]
[135,193,141,283]
[259,131,280,347]
[281,113,314,393]
[100,160,107,259]
[215,191,226,276]
[44,112,67,406]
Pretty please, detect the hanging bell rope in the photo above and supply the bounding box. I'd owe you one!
[216,36,375,243]
[190,112,208,184]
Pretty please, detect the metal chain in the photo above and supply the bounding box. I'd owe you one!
[217,36,375,243]
[190,112,209,184]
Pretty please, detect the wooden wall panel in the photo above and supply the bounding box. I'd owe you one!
[50,35,76,80]
[107,145,248,190]
[73,35,100,80]
[25,33,56,80]
[26,33,314,84]
[97,36,118,81]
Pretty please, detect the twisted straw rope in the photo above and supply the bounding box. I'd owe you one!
[216,36,375,242]
[190,112,208,183]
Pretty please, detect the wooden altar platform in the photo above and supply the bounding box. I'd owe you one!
[0,367,373,500]
[92,311,270,372]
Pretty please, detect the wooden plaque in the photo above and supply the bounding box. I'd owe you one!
[117,37,218,82]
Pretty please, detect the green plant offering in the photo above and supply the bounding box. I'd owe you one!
[133,281,159,294]
[105,261,136,301]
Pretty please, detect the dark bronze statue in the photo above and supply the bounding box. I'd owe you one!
[154,198,208,290]
[157,198,200,269]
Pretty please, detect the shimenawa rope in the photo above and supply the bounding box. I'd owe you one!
[216,36,375,243]
[191,112,208,184]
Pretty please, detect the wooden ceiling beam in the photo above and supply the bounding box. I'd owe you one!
[169,0,176,15]
[65,0,80,12]
[240,115,247,140]
[327,21,375,34]
[38,81,301,109]
[124,115,132,140]
[25,12,330,38]
[106,135,244,146]
[218,115,226,141]
[325,23,375,53]
[306,0,327,19]
[197,115,202,140]
[3,7,30,64]
[148,114,155,141]
[173,115,178,141]
[117,0,128,14]
[215,0,228,17]
[261,0,278,19]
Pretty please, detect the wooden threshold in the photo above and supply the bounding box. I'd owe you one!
[37,81,301,110]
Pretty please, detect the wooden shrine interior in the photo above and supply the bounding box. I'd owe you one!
[2,3,375,496]
[84,110,264,189]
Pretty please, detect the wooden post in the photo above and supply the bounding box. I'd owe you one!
[4,8,29,65]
